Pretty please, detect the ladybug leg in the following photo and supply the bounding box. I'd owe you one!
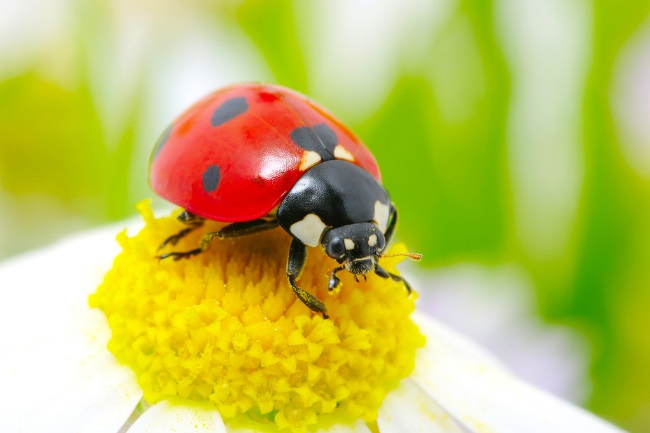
[287,239,329,319]
[382,204,398,249]
[159,210,205,249]
[374,264,413,295]
[327,265,346,291]
[213,218,279,239]
[157,248,203,261]
[158,218,279,260]
[196,218,280,252]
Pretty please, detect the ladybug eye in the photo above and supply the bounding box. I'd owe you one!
[326,237,345,258]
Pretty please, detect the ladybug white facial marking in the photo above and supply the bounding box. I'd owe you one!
[211,97,248,127]
[202,164,222,193]
[333,145,355,162]
[344,239,355,250]
[368,233,378,247]
[289,213,327,247]
[299,150,322,171]
[374,200,390,233]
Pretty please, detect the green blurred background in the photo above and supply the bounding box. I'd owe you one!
[1,0,649,430]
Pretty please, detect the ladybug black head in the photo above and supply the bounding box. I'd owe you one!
[321,223,386,275]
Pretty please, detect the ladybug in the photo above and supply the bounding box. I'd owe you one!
[150,83,419,318]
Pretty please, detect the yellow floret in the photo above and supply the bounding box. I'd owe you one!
[90,201,425,433]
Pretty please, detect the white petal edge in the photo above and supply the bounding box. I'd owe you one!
[226,418,371,433]
[127,401,226,433]
[378,379,468,433]
[0,223,143,433]
[318,421,372,433]
[411,312,628,433]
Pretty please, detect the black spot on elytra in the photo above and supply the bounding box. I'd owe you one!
[211,97,248,127]
[151,124,173,161]
[290,123,338,160]
[202,165,221,193]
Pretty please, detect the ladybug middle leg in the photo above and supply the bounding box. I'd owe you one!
[157,218,279,261]
[212,218,280,239]
[287,239,329,319]
[159,210,205,249]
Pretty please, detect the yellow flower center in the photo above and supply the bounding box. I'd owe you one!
[90,201,425,432]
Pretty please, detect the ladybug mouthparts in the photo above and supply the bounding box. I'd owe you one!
[345,257,376,275]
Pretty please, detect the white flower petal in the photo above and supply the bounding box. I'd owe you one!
[127,401,226,433]
[0,221,626,433]
[0,225,143,433]
[378,379,467,433]
[225,418,370,433]
[317,420,372,433]
[412,312,626,433]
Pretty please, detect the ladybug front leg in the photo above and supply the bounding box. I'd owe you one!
[287,239,329,319]
[159,210,205,249]
[374,264,413,295]
[327,265,346,292]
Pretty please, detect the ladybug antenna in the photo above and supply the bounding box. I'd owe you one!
[379,252,422,261]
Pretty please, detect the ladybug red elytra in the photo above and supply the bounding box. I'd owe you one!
[149,83,419,318]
